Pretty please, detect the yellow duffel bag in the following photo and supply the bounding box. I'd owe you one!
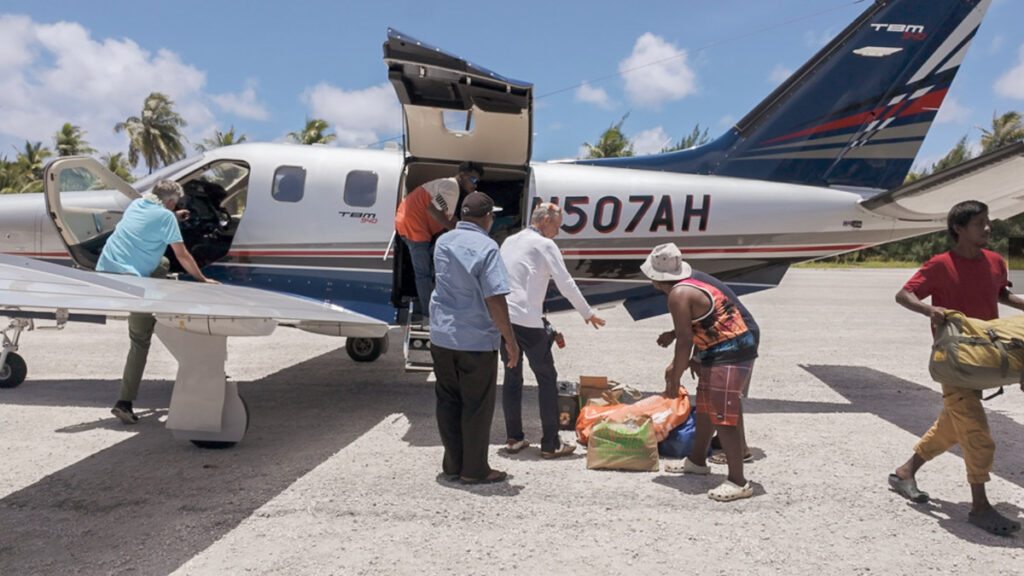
[930,311,1024,391]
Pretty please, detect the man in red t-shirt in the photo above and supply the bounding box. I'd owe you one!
[889,200,1024,536]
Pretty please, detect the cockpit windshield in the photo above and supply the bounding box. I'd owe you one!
[132,155,204,194]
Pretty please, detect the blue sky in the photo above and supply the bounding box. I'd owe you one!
[1,0,1022,173]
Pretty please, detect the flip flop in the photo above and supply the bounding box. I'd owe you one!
[708,452,754,465]
[887,473,930,503]
[459,470,508,485]
[968,507,1021,537]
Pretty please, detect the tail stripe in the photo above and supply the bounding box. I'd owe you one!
[907,0,988,83]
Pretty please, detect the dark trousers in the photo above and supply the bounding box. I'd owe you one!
[431,345,499,480]
[500,324,559,452]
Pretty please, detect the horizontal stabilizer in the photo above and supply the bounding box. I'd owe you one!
[860,142,1024,221]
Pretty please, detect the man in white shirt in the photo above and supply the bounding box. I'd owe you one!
[499,202,605,458]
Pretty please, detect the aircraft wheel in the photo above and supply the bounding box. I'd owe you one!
[190,396,249,450]
[346,337,384,363]
[0,352,27,389]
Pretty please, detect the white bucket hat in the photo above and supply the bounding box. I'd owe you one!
[641,243,692,282]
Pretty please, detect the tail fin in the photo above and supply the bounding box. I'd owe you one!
[581,0,992,191]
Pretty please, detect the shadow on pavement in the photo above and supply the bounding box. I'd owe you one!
[0,345,492,575]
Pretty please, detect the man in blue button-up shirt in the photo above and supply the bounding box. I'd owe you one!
[430,192,519,485]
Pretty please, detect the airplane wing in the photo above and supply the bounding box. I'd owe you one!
[860,142,1024,222]
[0,253,388,338]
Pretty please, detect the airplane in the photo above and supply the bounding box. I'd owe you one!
[2,0,1023,447]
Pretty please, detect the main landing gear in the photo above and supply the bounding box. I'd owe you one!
[345,336,387,363]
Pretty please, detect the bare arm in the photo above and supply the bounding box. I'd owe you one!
[427,203,455,230]
[170,242,220,284]
[895,288,944,326]
[664,289,694,397]
[1000,288,1024,312]
[485,294,519,368]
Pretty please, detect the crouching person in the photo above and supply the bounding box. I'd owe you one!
[642,243,759,502]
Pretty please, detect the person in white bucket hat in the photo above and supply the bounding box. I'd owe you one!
[641,243,760,502]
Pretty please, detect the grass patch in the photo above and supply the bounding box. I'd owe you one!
[795,260,920,269]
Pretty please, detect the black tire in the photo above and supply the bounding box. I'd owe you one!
[0,352,27,389]
[190,396,249,449]
[346,337,384,363]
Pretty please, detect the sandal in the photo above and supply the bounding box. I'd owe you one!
[968,507,1021,536]
[708,452,753,465]
[663,457,710,475]
[459,470,508,485]
[887,473,929,504]
[708,480,753,502]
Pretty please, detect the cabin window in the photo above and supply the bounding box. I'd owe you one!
[272,166,306,202]
[442,109,475,134]
[344,170,377,207]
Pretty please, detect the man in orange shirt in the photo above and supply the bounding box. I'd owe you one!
[395,161,483,318]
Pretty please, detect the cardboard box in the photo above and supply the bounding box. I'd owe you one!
[579,375,617,406]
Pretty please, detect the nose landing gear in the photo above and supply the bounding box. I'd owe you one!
[1,318,30,388]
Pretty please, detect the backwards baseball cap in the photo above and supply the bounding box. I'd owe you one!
[461,192,502,218]
[640,243,692,282]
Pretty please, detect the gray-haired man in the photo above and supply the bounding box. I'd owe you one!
[499,202,605,459]
[97,180,219,424]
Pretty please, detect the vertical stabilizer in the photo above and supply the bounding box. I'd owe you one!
[581,0,992,192]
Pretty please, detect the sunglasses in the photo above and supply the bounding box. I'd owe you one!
[469,177,478,184]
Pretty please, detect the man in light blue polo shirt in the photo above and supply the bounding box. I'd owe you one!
[430,191,519,485]
[97,179,218,424]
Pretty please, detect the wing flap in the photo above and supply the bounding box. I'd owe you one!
[860,142,1024,221]
[0,254,388,338]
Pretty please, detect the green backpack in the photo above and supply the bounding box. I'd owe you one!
[929,311,1024,393]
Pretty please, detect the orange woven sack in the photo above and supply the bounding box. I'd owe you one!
[575,390,691,445]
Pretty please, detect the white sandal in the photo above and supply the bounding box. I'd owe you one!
[663,457,710,475]
[708,480,753,502]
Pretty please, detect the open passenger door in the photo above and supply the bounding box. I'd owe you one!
[384,28,533,166]
[383,29,535,370]
[43,156,139,270]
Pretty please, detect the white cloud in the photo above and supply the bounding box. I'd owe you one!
[211,79,269,121]
[575,83,612,109]
[804,28,835,49]
[934,96,971,124]
[989,35,1005,54]
[619,33,697,109]
[303,82,402,148]
[631,126,671,155]
[769,64,793,85]
[994,44,1024,99]
[719,114,736,127]
[0,15,211,156]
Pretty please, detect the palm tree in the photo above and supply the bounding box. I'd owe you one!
[0,155,26,194]
[932,135,973,172]
[979,110,1024,153]
[114,92,188,174]
[9,141,53,193]
[53,123,96,157]
[194,126,248,152]
[287,118,337,145]
[101,152,135,182]
[662,124,710,153]
[583,114,633,159]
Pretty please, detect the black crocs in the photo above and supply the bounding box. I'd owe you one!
[888,473,930,503]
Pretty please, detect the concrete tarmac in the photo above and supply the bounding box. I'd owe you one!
[2,268,1024,575]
